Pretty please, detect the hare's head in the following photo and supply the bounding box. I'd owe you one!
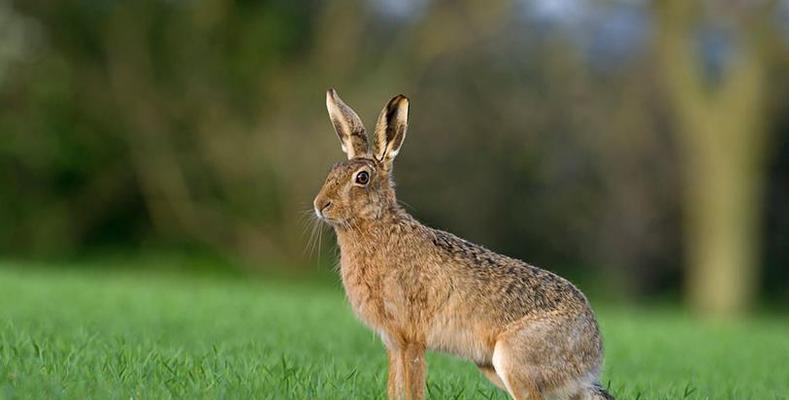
[313,89,409,227]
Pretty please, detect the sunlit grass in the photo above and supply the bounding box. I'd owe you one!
[0,264,786,399]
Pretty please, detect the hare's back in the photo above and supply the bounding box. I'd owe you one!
[429,229,592,317]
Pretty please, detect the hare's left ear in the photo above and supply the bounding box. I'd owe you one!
[372,94,409,171]
[326,89,369,159]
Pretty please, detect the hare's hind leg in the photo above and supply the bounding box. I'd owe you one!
[491,342,544,400]
[491,315,603,400]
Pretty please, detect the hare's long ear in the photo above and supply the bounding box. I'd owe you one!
[372,94,409,171]
[326,89,368,159]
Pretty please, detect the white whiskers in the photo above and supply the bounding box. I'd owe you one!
[300,207,329,270]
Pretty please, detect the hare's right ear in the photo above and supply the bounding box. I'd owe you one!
[326,89,368,159]
[372,94,409,171]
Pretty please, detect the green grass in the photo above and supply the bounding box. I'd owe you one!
[0,264,787,399]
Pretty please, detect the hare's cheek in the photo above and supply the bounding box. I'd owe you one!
[361,202,381,220]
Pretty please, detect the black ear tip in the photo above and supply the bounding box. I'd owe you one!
[327,88,338,98]
[388,94,409,108]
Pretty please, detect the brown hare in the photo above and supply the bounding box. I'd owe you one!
[314,89,613,400]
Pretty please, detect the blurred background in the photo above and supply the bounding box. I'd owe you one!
[1,0,787,317]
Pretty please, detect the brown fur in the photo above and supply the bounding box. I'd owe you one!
[315,90,613,400]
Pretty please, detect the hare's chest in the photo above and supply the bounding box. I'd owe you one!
[340,262,385,327]
[339,259,411,332]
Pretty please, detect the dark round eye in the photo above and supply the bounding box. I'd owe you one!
[355,170,370,185]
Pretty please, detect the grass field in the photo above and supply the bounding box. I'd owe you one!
[0,263,787,399]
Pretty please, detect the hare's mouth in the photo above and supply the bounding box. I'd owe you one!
[314,209,339,225]
[317,214,341,225]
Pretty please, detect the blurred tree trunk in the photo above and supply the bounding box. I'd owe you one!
[656,2,772,316]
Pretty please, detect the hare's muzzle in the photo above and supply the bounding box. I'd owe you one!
[313,198,332,219]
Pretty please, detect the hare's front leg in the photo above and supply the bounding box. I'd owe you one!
[386,348,404,399]
[386,343,426,400]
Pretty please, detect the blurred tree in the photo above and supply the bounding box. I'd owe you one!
[656,1,779,316]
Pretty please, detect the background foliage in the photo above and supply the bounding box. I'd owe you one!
[1,0,788,313]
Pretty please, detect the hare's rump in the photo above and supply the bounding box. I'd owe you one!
[490,312,603,399]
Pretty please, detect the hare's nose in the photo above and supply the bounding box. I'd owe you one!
[314,199,332,218]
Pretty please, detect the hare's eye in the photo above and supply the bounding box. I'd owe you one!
[355,171,370,185]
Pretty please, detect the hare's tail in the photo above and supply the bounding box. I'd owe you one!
[587,383,614,399]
